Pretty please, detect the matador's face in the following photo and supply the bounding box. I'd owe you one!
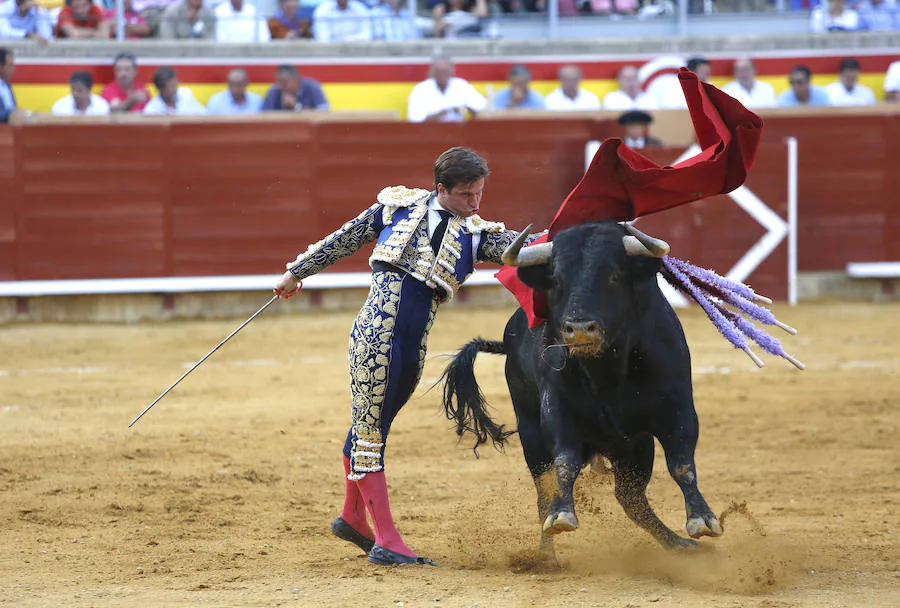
[437,179,484,218]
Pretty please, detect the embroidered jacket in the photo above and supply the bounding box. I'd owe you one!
[286,185,544,301]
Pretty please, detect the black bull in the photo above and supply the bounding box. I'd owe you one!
[440,221,723,557]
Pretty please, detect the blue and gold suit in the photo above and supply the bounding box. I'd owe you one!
[285,186,543,479]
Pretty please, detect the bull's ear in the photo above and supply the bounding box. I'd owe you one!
[517,263,555,290]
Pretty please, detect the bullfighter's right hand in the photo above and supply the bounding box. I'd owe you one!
[274,272,301,299]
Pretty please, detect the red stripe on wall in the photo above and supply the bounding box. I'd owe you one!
[11,54,900,85]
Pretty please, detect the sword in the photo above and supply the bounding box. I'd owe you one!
[128,294,280,428]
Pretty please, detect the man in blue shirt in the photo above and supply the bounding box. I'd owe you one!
[261,65,329,111]
[0,47,21,123]
[777,65,831,107]
[491,64,545,111]
[206,68,263,114]
[856,0,898,31]
[0,0,53,42]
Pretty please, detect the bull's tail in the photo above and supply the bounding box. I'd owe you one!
[440,339,514,453]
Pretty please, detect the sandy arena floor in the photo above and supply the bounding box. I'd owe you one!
[0,300,897,607]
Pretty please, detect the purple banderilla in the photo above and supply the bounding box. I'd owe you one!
[661,257,805,370]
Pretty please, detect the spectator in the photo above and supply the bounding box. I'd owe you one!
[496,0,545,11]
[0,0,53,43]
[544,65,601,112]
[811,0,860,32]
[312,0,371,42]
[721,58,777,109]
[601,65,659,111]
[159,0,216,39]
[776,65,831,107]
[131,0,179,37]
[101,52,151,113]
[491,64,544,110]
[586,0,639,15]
[103,0,150,38]
[686,56,712,83]
[207,68,262,114]
[370,0,420,41]
[825,58,876,106]
[884,60,900,102]
[618,110,662,150]
[262,64,329,111]
[406,57,486,122]
[144,66,207,115]
[215,0,269,42]
[268,0,313,39]
[55,0,112,38]
[51,71,110,116]
[0,47,22,123]
[432,0,487,38]
[856,0,898,30]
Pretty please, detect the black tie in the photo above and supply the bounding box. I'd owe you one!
[431,210,453,254]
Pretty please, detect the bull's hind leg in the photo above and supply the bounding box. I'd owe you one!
[657,417,723,540]
[612,435,697,549]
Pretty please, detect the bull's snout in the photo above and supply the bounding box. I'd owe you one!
[561,320,604,355]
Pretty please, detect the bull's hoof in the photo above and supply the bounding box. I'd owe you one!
[686,514,723,539]
[542,511,578,535]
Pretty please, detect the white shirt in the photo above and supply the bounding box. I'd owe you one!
[312,0,372,42]
[544,88,601,112]
[601,89,660,111]
[143,88,207,115]
[883,61,900,94]
[406,77,486,123]
[427,195,482,258]
[50,94,110,116]
[215,1,270,42]
[824,81,876,106]
[645,74,689,109]
[721,79,777,109]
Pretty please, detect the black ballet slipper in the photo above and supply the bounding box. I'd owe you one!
[368,544,437,567]
[330,517,376,553]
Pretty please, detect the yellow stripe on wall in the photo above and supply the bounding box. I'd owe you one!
[12,75,889,117]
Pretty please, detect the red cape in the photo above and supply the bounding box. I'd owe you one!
[496,69,764,327]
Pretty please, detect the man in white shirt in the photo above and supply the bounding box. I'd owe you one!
[825,57,876,106]
[206,68,263,114]
[721,57,777,109]
[143,66,207,115]
[601,65,659,111]
[313,0,372,42]
[51,71,110,116]
[406,58,486,123]
[544,65,601,112]
[215,0,271,42]
[885,60,900,103]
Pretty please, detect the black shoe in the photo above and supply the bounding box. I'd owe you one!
[330,517,375,553]
[368,544,437,567]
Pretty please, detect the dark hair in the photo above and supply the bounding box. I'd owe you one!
[686,57,709,72]
[508,64,531,80]
[790,65,812,81]
[69,71,93,89]
[275,65,299,78]
[839,58,861,73]
[433,147,490,192]
[152,66,177,91]
[0,47,10,66]
[113,52,137,68]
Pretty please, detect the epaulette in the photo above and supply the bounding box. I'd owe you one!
[377,186,431,209]
[465,215,506,233]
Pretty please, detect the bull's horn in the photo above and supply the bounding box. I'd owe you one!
[501,224,554,267]
[624,223,670,258]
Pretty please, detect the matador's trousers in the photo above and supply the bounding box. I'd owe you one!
[343,264,440,479]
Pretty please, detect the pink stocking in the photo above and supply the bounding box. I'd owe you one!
[357,470,415,557]
[340,456,374,539]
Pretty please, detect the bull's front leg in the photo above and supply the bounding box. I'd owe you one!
[539,387,583,536]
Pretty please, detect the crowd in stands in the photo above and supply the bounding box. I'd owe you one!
[1,0,898,43]
[1,48,900,131]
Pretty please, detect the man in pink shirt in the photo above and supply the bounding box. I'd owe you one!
[101,52,150,113]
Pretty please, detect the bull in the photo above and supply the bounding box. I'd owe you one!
[440,220,723,558]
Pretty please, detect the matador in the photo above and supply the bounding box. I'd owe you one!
[273,147,543,566]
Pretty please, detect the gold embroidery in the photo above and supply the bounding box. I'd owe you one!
[377,186,431,209]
